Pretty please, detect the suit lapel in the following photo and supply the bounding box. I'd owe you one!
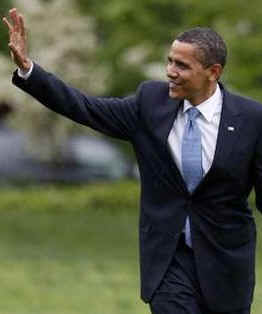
[155,97,180,144]
[153,96,188,194]
[196,86,244,191]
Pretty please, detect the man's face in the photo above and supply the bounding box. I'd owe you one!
[166,40,216,105]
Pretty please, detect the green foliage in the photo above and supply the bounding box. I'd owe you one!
[75,0,186,95]
[0,0,14,55]
[3,0,262,161]
[0,180,140,213]
[75,0,262,102]
[3,0,262,160]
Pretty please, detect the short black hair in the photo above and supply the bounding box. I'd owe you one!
[176,27,227,68]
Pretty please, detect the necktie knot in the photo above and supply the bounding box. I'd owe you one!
[186,107,200,121]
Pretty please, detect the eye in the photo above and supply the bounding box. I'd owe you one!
[167,57,173,65]
[175,61,188,70]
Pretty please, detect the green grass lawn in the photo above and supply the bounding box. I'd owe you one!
[0,181,260,313]
[0,181,147,314]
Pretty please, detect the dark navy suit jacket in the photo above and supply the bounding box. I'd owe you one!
[13,64,262,312]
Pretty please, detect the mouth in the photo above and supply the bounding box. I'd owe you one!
[168,80,182,89]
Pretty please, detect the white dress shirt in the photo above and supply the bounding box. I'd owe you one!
[17,62,34,79]
[168,84,223,177]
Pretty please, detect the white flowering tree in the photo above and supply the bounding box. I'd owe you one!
[0,0,176,161]
[1,0,109,161]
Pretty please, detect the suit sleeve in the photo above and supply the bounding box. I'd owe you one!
[12,63,141,141]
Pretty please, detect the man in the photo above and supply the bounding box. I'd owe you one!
[3,8,262,314]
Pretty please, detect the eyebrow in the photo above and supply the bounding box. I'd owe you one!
[167,56,190,68]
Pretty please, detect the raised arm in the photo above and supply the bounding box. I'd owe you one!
[3,8,141,141]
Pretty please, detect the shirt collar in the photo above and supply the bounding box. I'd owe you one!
[183,84,222,122]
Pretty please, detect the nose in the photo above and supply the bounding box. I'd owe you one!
[167,63,178,79]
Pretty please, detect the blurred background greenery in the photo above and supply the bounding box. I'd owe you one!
[0,0,262,160]
[0,0,260,313]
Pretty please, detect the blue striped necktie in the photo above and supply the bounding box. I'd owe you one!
[182,107,203,247]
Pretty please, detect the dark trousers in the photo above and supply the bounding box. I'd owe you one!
[149,235,250,314]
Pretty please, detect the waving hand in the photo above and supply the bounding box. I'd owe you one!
[3,8,32,72]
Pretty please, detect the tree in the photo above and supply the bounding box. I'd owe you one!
[0,0,14,56]
[2,0,262,161]
[74,0,262,101]
[1,0,107,161]
[75,0,186,96]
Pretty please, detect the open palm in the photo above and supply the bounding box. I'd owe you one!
[3,8,31,72]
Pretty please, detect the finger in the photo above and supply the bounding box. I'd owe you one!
[18,14,25,38]
[2,17,14,33]
[9,8,20,32]
[8,42,17,54]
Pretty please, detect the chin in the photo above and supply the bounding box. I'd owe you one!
[169,89,184,100]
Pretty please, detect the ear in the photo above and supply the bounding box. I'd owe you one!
[207,64,223,82]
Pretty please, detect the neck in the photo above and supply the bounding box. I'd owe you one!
[190,83,218,106]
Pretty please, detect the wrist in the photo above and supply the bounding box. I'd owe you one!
[18,61,34,80]
[20,58,32,74]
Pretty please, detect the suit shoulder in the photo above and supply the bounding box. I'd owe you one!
[225,90,262,135]
[229,91,262,114]
[138,80,168,93]
[136,80,169,104]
